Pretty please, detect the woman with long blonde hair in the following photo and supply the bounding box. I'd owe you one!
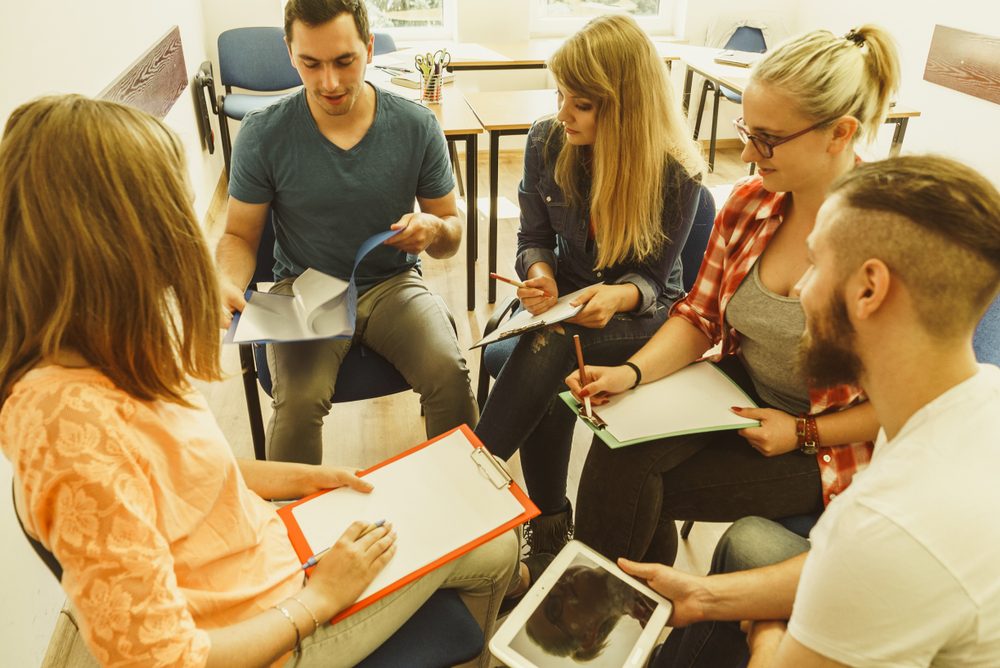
[0,95,517,668]
[475,13,705,561]
[567,24,900,592]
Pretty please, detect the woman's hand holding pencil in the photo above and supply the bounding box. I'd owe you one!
[492,272,558,316]
[297,519,397,622]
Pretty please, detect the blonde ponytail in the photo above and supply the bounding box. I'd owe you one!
[750,24,901,145]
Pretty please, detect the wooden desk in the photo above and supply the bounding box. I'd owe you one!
[463,89,557,303]
[369,72,484,310]
[670,44,921,163]
[395,39,680,71]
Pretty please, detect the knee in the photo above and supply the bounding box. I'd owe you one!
[711,517,807,574]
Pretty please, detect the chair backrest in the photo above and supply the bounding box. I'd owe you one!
[373,31,397,56]
[726,26,766,54]
[974,293,1000,366]
[680,185,717,293]
[218,27,303,92]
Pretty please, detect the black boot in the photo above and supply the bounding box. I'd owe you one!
[523,498,574,556]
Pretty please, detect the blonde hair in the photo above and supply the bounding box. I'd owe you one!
[751,24,901,146]
[0,95,222,406]
[547,13,705,270]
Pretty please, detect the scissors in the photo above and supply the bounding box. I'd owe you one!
[414,53,434,77]
[433,49,452,71]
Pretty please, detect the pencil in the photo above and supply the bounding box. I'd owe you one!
[300,519,387,570]
[489,272,554,299]
[573,335,592,418]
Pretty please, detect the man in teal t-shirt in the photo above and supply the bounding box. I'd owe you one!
[216,0,477,464]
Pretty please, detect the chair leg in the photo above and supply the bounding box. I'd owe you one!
[680,520,694,540]
[450,141,465,198]
[239,344,267,461]
[708,87,721,173]
[693,80,712,141]
[219,103,233,178]
[477,350,491,413]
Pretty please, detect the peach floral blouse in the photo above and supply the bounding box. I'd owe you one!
[1,367,303,668]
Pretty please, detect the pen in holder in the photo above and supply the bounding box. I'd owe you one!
[421,70,443,104]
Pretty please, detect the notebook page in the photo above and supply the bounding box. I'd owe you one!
[597,362,760,443]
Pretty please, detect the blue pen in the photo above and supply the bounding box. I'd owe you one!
[301,519,387,570]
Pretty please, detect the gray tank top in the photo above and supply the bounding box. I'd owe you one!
[724,262,811,414]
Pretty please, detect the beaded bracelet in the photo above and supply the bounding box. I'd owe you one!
[274,605,301,652]
[292,596,321,635]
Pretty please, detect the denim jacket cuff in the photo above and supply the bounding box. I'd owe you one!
[614,273,657,316]
[515,248,559,281]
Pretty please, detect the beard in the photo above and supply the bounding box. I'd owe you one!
[797,291,865,389]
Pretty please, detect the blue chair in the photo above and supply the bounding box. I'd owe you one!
[14,484,483,668]
[217,27,303,176]
[693,27,766,173]
[475,184,717,410]
[238,210,444,461]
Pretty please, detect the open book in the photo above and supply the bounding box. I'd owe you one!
[559,361,761,448]
[470,284,601,349]
[224,229,399,344]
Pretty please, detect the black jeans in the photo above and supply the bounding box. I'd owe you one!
[575,355,823,565]
[653,517,811,668]
[475,275,670,514]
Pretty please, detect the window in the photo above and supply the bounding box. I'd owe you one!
[365,0,453,40]
[530,0,675,37]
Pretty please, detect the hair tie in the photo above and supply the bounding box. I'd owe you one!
[844,29,866,47]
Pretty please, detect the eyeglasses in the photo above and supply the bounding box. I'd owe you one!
[733,117,830,159]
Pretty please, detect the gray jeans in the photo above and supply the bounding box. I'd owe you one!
[290,530,520,668]
[266,269,478,464]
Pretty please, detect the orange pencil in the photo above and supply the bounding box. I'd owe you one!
[573,335,592,418]
[489,272,554,299]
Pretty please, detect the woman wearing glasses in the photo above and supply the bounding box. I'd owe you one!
[566,25,901,567]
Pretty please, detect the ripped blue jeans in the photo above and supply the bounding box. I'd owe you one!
[474,281,672,514]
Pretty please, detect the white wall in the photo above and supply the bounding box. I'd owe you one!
[0,2,223,664]
[794,0,1000,185]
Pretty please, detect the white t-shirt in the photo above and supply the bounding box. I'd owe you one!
[788,364,1000,667]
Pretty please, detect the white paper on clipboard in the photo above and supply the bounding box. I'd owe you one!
[288,429,526,602]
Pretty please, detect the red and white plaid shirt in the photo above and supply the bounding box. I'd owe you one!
[670,176,873,506]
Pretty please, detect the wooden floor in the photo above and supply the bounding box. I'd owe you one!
[46,148,749,668]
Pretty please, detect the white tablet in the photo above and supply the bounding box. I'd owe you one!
[490,541,672,668]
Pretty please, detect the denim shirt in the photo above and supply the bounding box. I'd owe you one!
[515,118,700,316]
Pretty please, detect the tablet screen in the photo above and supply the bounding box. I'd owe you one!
[507,551,658,667]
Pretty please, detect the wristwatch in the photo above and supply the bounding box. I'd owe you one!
[796,413,820,455]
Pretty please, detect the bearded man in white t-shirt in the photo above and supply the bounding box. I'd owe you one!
[621,155,1000,668]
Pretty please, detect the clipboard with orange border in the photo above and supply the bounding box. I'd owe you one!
[277,424,538,624]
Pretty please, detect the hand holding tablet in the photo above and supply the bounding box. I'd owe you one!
[491,541,672,668]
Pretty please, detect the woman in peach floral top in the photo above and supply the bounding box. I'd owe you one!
[0,95,517,668]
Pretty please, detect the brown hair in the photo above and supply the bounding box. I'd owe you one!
[751,24,901,146]
[284,0,370,45]
[0,95,222,406]
[547,13,704,270]
[827,155,1000,337]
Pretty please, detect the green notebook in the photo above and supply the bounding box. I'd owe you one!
[559,361,761,449]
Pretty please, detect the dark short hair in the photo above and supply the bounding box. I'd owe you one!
[284,0,370,45]
[827,155,1000,336]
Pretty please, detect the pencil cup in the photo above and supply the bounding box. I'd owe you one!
[421,72,443,104]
